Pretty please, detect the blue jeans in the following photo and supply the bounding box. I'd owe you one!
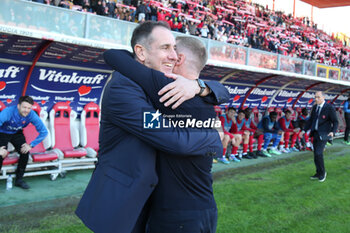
[263,132,281,150]
[147,208,217,233]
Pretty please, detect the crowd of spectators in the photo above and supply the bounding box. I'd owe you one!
[30,0,350,69]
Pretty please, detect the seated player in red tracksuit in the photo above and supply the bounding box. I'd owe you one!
[278,109,301,153]
[298,108,312,150]
[244,108,265,157]
[230,109,254,159]
[219,107,242,163]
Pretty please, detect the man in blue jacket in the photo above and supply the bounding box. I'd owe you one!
[76,21,227,233]
[0,96,48,189]
[257,111,283,157]
[103,33,229,232]
[343,95,350,145]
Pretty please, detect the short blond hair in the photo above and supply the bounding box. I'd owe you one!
[176,36,208,73]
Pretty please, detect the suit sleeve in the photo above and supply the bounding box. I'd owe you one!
[104,49,164,102]
[201,81,230,105]
[104,74,222,157]
[304,106,315,131]
[103,49,229,107]
[329,105,338,134]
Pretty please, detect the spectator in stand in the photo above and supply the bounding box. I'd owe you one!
[244,108,265,158]
[32,0,45,3]
[200,24,210,38]
[39,0,350,68]
[131,0,138,8]
[278,109,301,153]
[219,107,242,163]
[0,96,48,189]
[123,0,131,6]
[149,4,158,21]
[73,0,83,6]
[95,0,107,16]
[106,0,116,17]
[188,20,198,36]
[257,111,282,157]
[249,33,260,49]
[82,1,93,13]
[136,1,148,22]
[343,95,350,145]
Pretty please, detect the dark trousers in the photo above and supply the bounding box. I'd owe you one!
[344,113,350,142]
[147,208,217,233]
[313,131,327,176]
[0,131,29,180]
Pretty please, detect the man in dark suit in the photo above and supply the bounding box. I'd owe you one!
[76,22,228,233]
[304,91,338,182]
[104,34,229,232]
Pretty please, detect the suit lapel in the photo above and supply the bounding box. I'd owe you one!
[318,103,327,122]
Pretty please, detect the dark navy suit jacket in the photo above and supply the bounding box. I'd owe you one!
[103,50,229,214]
[304,102,338,140]
[76,62,224,232]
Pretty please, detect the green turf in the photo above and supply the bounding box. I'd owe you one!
[1,141,350,233]
[214,145,350,233]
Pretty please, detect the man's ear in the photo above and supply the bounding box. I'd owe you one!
[134,44,146,63]
[176,53,186,66]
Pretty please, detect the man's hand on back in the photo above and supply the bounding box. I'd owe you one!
[159,74,210,109]
[20,143,31,154]
[0,146,8,159]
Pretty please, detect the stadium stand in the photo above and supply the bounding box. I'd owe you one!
[33,0,350,69]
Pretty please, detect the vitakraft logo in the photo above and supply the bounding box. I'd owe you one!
[143,109,221,130]
[143,110,162,129]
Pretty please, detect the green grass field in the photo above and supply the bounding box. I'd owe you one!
[2,143,350,233]
[214,148,350,233]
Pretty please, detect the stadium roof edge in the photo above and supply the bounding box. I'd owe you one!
[300,0,350,8]
[207,59,350,87]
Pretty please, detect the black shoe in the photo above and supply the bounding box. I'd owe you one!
[310,174,319,180]
[15,179,30,189]
[242,154,253,159]
[249,152,258,159]
[319,172,327,182]
[256,150,267,157]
